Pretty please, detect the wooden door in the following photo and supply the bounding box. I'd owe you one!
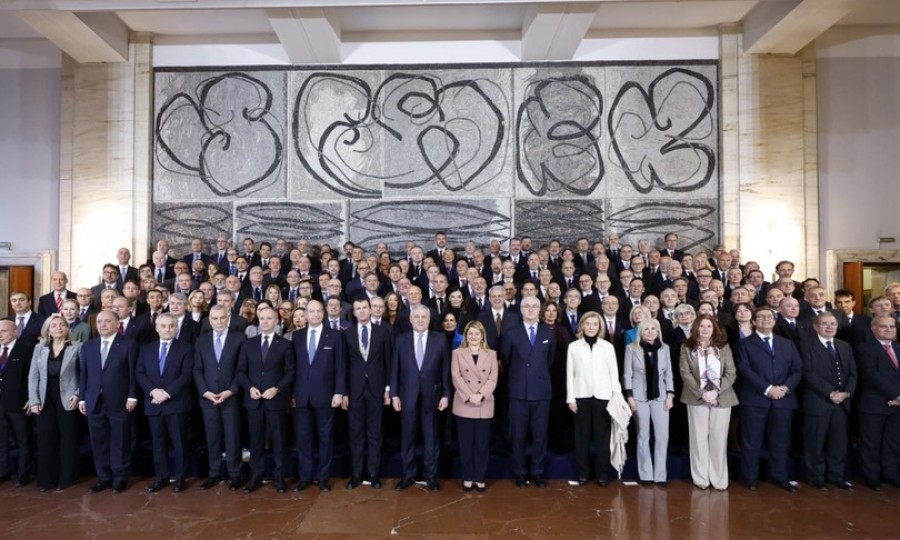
[842,261,864,315]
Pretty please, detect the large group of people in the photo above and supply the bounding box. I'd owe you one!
[1,231,898,496]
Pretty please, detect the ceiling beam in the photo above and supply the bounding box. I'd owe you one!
[267,7,341,63]
[742,0,856,55]
[521,2,597,61]
[16,10,129,63]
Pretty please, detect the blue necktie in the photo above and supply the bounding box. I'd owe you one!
[529,325,536,346]
[764,336,772,353]
[261,335,270,361]
[308,329,316,365]
[159,341,168,375]
[570,314,577,332]
[416,333,425,370]
[214,332,223,363]
[361,325,369,349]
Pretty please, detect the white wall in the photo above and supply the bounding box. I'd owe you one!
[0,65,61,253]
[817,31,900,278]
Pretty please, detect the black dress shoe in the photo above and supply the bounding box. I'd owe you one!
[229,478,243,491]
[293,480,312,492]
[347,477,362,490]
[576,478,587,486]
[172,480,185,493]
[112,479,128,493]
[475,483,486,493]
[370,478,382,490]
[639,480,654,487]
[745,482,758,492]
[39,485,49,492]
[425,478,440,491]
[14,478,30,488]
[810,480,827,491]
[244,478,262,493]
[275,479,287,493]
[831,481,853,491]
[200,477,222,490]
[533,475,546,488]
[597,479,609,488]
[515,475,528,488]
[885,479,900,489]
[395,478,414,491]
[867,481,882,491]
[655,481,668,488]
[148,479,170,493]
[89,480,112,494]
[319,480,331,492]
[776,481,797,493]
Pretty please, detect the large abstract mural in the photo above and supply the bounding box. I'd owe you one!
[153,61,718,254]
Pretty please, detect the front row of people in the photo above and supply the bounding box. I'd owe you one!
[17,301,900,494]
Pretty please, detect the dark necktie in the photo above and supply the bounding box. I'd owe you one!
[361,325,369,349]
[290,289,297,301]
[825,340,843,389]
[261,335,270,361]
[159,341,169,375]
[437,297,444,315]
[495,312,502,335]
[254,287,261,301]
[0,346,7,374]
[570,314,577,332]
[764,336,772,353]
[157,269,164,282]
[80,308,88,322]
[118,321,125,335]
[529,325,536,346]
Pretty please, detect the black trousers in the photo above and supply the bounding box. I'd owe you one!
[201,403,242,479]
[509,398,550,476]
[456,416,491,482]
[247,407,288,480]
[0,404,31,482]
[573,397,611,481]
[348,389,384,480]
[35,395,81,489]
[148,412,189,481]
[803,406,848,483]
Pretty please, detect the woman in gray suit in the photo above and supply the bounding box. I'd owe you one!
[624,318,675,485]
[679,314,738,490]
[451,320,499,493]
[27,314,83,491]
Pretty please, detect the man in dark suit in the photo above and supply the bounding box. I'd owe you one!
[501,296,556,488]
[237,305,295,493]
[166,293,200,346]
[390,305,450,491]
[115,247,140,288]
[38,271,78,317]
[291,300,345,492]
[111,295,149,344]
[476,285,521,352]
[425,231,451,265]
[91,265,123,306]
[151,250,176,283]
[832,289,871,348]
[661,232,684,262]
[799,312,857,490]
[856,316,900,491]
[736,307,803,492]
[135,314,194,493]
[344,297,392,490]
[194,305,246,491]
[7,292,45,345]
[0,320,35,485]
[78,309,139,494]
[182,238,212,267]
[199,290,248,334]
[774,296,812,346]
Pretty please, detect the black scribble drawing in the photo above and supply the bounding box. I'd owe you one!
[155,72,285,197]
[515,200,605,244]
[235,202,344,245]
[516,75,604,196]
[606,201,717,251]
[153,203,233,255]
[293,72,508,198]
[608,68,715,194]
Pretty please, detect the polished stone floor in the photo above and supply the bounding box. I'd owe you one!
[0,477,895,539]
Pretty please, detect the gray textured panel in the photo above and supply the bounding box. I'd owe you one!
[605,198,718,252]
[515,200,604,246]
[605,65,718,199]
[235,201,344,248]
[348,199,510,254]
[290,69,512,200]
[153,202,233,256]
[514,66,606,199]
[154,70,287,201]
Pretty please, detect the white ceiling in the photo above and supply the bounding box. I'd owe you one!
[2,0,900,60]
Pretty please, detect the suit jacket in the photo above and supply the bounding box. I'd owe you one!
[193,329,245,407]
[78,334,138,414]
[236,333,295,410]
[623,341,674,402]
[501,322,556,401]
[857,338,900,415]
[7,312,46,345]
[344,322,392,400]
[736,333,802,409]
[28,341,81,411]
[0,339,36,410]
[118,265,140,287]
[200,315,247,334]
[176,316,201,345]
[37,290,77,317]
[390,330,451,410]
[451,348,499,419]
[773,315,813,345]
[119,317,150,344]
[182,252,212,267]
[476,309,521,353]
[799,337,857,415]
[832,311,871,348]
[678,344,739,408]
[292,326,346,408]
[136,339,194,416]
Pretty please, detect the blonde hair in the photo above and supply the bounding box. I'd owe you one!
[576,311,605,340]
[460,320,489,351]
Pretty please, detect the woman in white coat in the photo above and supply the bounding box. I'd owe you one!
[624,318,675,485]
[566,311,621,486]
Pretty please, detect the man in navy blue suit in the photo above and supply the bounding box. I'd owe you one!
[501,295,556,488]
[194,305,246,491]
[344,297,392,490]
[136,313,194,493]
[79,309,138,494]
[391,305,450,491]
[737,307,803,492]
[291,300,345,492]
[237,305,295,493]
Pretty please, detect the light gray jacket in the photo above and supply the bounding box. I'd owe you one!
[28,341,82,411]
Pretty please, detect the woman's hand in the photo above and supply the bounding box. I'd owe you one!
[627,397,637,413]
[568,402,578,413]
[29,405,42,415]
[663,395,674,412]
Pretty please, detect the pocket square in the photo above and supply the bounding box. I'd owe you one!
[541,340,549,344]
[324,346,333,350]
